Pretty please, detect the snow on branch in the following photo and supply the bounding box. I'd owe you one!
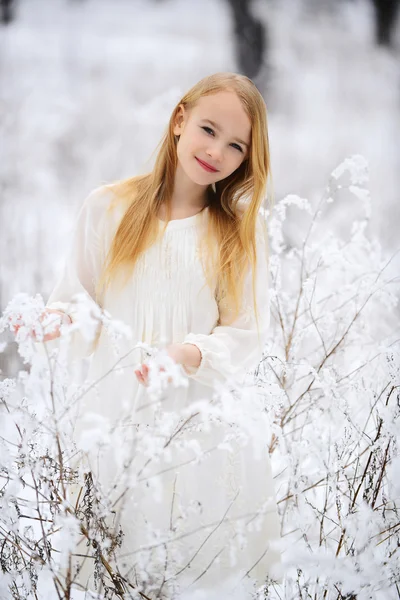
[0,156,399,599]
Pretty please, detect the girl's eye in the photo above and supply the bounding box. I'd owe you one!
[201,126,243,153]
[231,143,243,153]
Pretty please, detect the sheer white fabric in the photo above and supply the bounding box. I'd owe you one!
[48,186,271,386]
[45,185,282,596]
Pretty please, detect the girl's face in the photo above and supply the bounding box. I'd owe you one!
[173,91,251,186]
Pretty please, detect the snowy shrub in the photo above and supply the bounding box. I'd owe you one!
[259,154,400,599]
[0,156,399,599]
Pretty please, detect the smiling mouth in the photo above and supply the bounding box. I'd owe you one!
[195,157,218,173]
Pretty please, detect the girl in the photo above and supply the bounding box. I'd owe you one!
[40,72,282,598]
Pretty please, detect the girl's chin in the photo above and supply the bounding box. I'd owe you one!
[184,167,214,186]
[178,159,219,186]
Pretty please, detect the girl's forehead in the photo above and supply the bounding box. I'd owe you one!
[194,91,243,114]
[192,92,251,136]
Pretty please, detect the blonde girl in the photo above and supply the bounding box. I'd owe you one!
[40,72,281,598]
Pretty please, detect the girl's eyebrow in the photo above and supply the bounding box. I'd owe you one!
[202,118,249,148]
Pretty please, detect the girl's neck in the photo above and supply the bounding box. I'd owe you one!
[157,202,208,221]
[169,162,209,212]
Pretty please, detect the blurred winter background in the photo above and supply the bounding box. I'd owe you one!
[0,0,399,317]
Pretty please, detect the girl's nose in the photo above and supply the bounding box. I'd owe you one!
[206,144,223,163]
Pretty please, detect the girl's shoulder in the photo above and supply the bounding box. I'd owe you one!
[236,197,266,213]
[80,182,132,226]
[82,182,123,210]
[235,200,268,250]
[235,199,268,225]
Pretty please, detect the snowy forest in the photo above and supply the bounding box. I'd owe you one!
[0,0,399,599]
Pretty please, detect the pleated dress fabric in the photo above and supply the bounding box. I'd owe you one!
[46,186,282,598]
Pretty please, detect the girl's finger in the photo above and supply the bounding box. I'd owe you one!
[135,369,144,382]
[135,368,148,386]
[142,364,149,385]
[136,364,174,387]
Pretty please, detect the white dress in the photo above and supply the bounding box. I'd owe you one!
[46,185,282,599]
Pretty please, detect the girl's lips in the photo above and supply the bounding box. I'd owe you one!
[195,157,218,173]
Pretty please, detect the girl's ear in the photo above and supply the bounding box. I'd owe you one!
[173,104,186,136]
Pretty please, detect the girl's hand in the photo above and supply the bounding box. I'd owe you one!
[134,343,201,387]
[134,343,186,387]
[11,309,72,342]
[135,363,151,386]
[134,363,172,387]
[40,309,72,342]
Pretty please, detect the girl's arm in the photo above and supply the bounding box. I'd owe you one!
[180,211,270,388]
[43,186,112,357]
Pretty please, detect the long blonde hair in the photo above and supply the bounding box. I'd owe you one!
[98,72,273,330]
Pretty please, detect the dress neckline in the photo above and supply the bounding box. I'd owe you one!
[158,206,209,230]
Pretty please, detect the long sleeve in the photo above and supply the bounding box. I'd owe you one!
[181,210,270,389]
[44,185,113,358]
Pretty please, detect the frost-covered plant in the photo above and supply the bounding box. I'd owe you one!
[258,154,400,599]
[0,155,399,600]
[0,297,277,599]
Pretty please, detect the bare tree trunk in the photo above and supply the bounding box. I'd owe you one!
[371,0,400,47]
[0,0,14,24]
[226,0,268,79]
